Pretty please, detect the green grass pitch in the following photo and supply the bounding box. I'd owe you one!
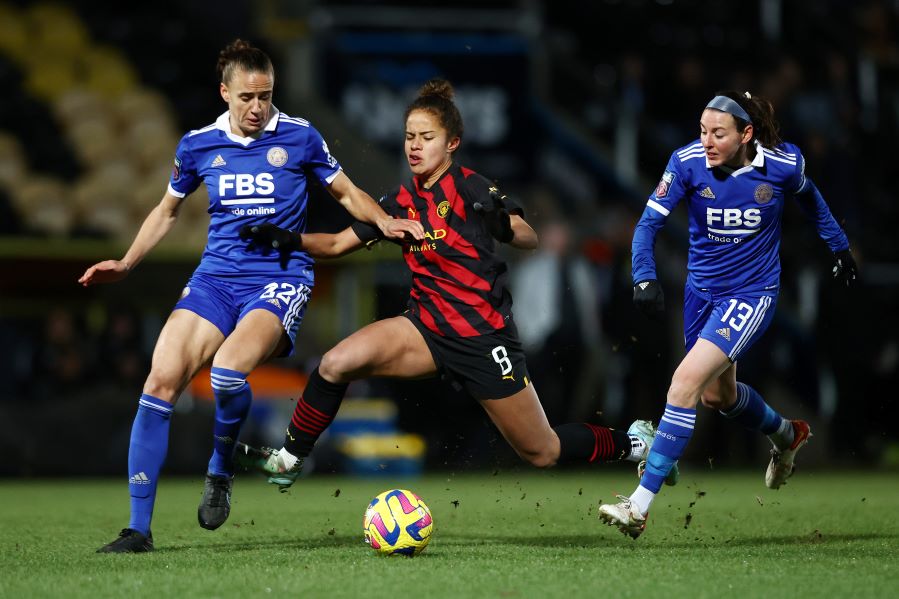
[1,470,896,598]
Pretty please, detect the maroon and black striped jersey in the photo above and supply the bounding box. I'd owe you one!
[352,164,523,337]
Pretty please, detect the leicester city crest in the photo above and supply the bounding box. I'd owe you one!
[267,146,288,167]
[754,183,774,204]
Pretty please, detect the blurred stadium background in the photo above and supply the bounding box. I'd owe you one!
[0,0,896,478]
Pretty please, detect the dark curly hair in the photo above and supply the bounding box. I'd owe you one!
[403,79,464,141]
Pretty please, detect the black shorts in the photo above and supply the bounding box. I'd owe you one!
[404,312,531,400]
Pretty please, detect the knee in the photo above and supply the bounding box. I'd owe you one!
[515,434,559,469]
[143,370,184,403]
[666,377,697,408]
[520,447,557,469]
[318,347,353,383]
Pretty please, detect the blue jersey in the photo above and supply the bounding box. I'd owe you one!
[168,108,342,282]
[632,140,849,294]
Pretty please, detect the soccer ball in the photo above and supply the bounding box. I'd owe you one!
[363,489,433,557]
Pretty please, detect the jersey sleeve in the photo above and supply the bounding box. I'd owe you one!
[631,152,688,283]
[303,126,342,186]
[167,133,201,198]
[463,172,524,216]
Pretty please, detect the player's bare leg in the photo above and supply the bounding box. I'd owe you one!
[241,317,439,490]
[99,310,224,553]
[479,384,560,468]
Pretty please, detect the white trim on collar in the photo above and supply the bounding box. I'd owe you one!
[215,106,281,145]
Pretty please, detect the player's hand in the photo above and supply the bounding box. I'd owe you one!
[473,188,514,243]
[78,260,130,287]
[240,223,301,269]
[633,280,665,320]
[832,249,858,287]
[379,217,424,242]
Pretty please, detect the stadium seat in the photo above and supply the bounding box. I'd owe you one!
[13,176,74,237]
[0,132,27,187]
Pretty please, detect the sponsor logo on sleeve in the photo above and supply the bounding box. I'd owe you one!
[322,141,337,168]
[173,156,182,180]
[655,171,675,198]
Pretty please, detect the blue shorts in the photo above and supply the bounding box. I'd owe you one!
[174,272,312,356]
[682,283,777,362]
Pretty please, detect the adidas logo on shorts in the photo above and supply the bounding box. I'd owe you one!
[716,327,731,341]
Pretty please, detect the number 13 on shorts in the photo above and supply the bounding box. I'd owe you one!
[702,293,776,361]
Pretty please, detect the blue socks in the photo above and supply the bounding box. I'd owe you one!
[721,382,782,433]
[207,367,252,477]
[128,394,173,536]
[722,382,794,448]
[631,404,695,515]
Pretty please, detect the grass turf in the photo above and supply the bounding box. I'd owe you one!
[1,470,896,598]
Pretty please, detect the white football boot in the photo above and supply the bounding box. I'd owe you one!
[598,495,647,539]
[766,420,812,489]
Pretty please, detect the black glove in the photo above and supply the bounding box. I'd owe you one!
[239,223,301,269]
[633,279,665,320]
[473,187,514,243]
[832,249,858,287]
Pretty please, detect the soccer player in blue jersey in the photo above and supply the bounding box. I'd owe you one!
[79,39,423,553]
[598,91,858,539]
[235,79,677,495]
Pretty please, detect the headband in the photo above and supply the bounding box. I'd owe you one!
[705,95,752,124]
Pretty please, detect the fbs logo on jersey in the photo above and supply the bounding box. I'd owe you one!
[716,327,731,341]
[655,171,675,198]
[211,154,227,167]
[699,186,715,199]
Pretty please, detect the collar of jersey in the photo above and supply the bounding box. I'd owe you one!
[707,140,765,176]
[215,106,281,146]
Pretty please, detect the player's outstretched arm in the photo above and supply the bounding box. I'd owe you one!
[301,228,366,259]
[78,192,184,287]
[239,223,366,260]
[326,171,424,242]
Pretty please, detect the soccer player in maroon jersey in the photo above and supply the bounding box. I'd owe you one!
[238,79,678,490]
